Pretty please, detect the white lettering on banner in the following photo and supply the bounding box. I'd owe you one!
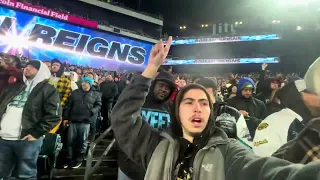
[51,11,68,21]
[0,0,69,21]
[0,0,15,7]
[0,0,98,28]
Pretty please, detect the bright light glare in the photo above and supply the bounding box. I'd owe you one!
[279,0,317,6]
[205,24,208,27]
[296,26,302,31]
[239,22,243,24]
[180,26,182,29]
[201,24,204,27]
[277,20,280,23]
[183,26,186,29]
[235,22,238,25]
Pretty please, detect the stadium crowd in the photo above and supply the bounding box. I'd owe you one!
[0,36,320,180]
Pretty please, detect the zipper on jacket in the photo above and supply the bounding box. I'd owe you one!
[192,148,204,180]
[56,103,59,116]
[0,85,25,131]
[3,85,26,109]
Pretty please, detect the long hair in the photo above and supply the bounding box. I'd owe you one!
[170,84,215,138]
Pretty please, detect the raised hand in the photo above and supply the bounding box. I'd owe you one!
[148,36,172,68]
[262,63,268,70]
[142,36,172,79]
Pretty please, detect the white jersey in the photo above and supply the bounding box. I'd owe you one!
[253,108,305,157]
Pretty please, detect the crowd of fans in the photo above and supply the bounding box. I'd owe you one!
[0,37,320,180]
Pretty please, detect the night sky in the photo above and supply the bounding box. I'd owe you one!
[121,0,320,36]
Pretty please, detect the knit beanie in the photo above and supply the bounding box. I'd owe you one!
[82,77,94,87]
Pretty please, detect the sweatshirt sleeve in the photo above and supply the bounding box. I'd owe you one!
[111,74,161,169]
[225,139,320,180]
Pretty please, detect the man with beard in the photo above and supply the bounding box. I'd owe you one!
[0,60,61,179]
[48,58,71,107]
[117,70,176,180]
[111,37,320,180]
[100,74,118,130]
[227,77,268,147]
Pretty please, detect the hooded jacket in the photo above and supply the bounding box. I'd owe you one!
[227,78,267,147]
[70,71,79,91]
[0,61,61,140]
[118,71,176,179]
[111,74,320,180]
[253,80,313,157]
[49,59,71,107]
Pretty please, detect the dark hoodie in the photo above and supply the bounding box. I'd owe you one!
[227,78,268,139]
[117,71,176,179]
[111,74,320,180]
[142,71,176,130]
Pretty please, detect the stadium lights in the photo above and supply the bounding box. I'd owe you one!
[272,20,281,24]
[239,22,243,24]
[235,22,238,25]
[205,24,208,27]
[180,26,182,29]
[296,26,302,31]
[180,26,186,30]
[201,24,204,27]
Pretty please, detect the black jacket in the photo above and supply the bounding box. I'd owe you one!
[64,88,102,123]
[0,80,62,138]
[214,103,241,139]
[227,96,268,138]
[100,81,118,103]
[111,74,320,180]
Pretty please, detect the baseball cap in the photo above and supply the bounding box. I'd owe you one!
[304,57,320,96]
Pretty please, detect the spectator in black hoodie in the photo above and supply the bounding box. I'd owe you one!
[100,74,118,131]
[63,77,102,169]
[117,70,176,180]
[255,63,281,104]
[227,77,268,147]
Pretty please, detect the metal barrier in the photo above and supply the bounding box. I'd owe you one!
[84,127,116,180]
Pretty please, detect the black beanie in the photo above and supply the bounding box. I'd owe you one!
[26,60,41,70]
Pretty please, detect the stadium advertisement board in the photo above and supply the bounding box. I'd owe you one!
[0,6,153,71]
[0,0,98,28]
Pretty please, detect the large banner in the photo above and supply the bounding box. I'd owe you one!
[163,57,279,65]
[171,34,280,45]
[0,0,98,28]
[0,6,153,71]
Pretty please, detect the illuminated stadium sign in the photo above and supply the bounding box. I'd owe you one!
[170,34,281,45]
[0,6,153,71]
[163,57,280,65]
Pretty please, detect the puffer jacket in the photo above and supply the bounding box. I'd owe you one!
[63,88,102,123]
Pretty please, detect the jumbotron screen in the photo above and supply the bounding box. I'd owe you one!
[0,6,153,71]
